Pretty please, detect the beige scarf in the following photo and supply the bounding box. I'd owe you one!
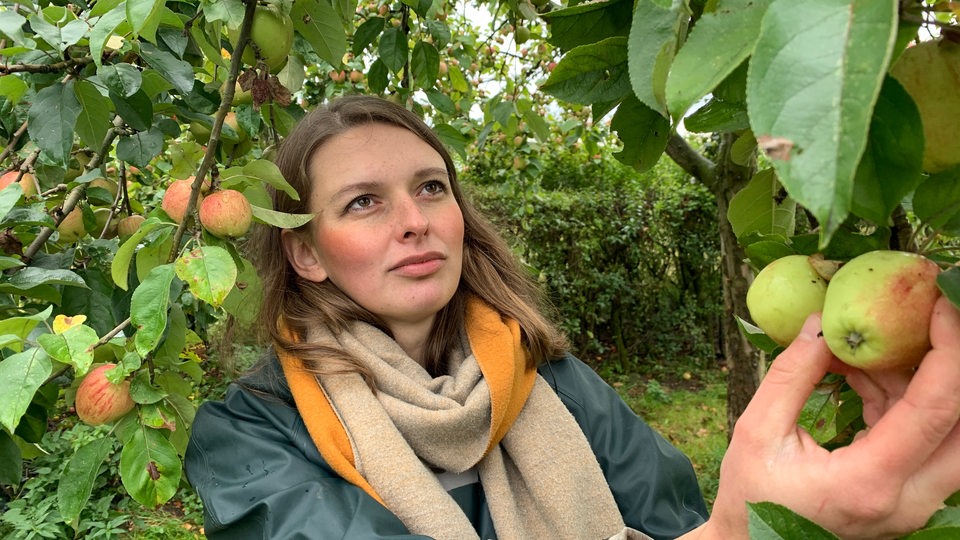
[278,297,648,540]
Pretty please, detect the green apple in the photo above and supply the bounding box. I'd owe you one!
[746,254,829,346]
[821,250,941,371]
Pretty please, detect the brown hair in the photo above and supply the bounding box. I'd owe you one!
[253,95,568,378]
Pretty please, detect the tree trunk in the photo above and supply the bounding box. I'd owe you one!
[714,134,761,434]
[665,133,761,434]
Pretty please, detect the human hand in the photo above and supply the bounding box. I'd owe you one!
[706,295,960,540]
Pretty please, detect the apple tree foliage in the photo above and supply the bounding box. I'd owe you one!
[0,0,958,536]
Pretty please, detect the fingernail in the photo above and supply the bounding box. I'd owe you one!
[798,314,822,340]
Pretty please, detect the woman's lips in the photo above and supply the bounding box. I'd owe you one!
[390,253,445,277]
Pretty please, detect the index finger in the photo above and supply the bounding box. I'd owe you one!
[853,296,960,477]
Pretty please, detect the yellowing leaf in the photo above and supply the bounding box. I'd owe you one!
[53,314,87,334]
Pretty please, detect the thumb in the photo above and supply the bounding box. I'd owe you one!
[740,314,834,436]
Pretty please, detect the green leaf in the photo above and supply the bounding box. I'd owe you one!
[57,437,113,528]
[0,73,29,104]
[727,168,796,239]
[292,0,348,67]
[116,127,165,168]
[36,324,99,375]
[379,27,409,73]
[88,5,127,67]
[610,95,670,173]
[174,246,237,308]
[222,257,263,326]
[543,0,632,51]
[223,159,300,201]
[162,393,196,455]
[112,217,171,290]
[74,80,114,152]
[798,386,839,444]
[131,264,176,358]
[903,506,960,539]
[913,166,960,236]
[99,63,143,98]
[851,76,924,224]
[666,0,770,120]
[683,96,749,134]
[627,0,688,116]
[140,42,195,94]
[250,205,314,228]
[119,427,181,507]
[433,123,469,161]
[127,0,164,41]
[353,16,385,56]
[0,348,52,434]
[747,0,897,247]
[200,0,245,25]
[517,99,550,142]
[110,88,154,132]
[411,41,440,89]
[540,37,630,105]
[129,369,168,405]
[0,182,23,221]
[29,11,86,52]
[747,501,839,539]
[425,89,457,116]
[27,81,82,167]
[5,267,88,290]
[0,307,51,353]
[939,268,960,311]
[153,304,186,367]
[0,430,22,485]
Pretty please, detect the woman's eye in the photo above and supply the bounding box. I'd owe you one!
[422,180,447,195]
[347,195,374,212]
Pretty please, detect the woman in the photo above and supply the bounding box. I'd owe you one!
[185,95,960,539]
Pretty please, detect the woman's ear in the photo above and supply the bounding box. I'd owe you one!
[281,229,328,282]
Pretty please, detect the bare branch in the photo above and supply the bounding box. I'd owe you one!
[665,133,716,187]
[0,56,94,75]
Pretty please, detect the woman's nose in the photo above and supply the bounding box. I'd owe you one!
[396,197,429,239]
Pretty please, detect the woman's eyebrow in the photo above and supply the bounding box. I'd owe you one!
[413,167,449,180]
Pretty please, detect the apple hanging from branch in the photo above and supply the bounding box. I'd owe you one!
[75,363,135,426]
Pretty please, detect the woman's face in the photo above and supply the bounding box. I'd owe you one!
[284,122,465,337]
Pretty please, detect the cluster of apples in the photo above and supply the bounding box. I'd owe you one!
[161,177,253,238]
[747,250,942,371]
[49,176,143,243]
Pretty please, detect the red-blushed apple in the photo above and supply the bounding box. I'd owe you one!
[75,363,135,426]
[0,170,38,196]
[821,250,941,371]
[199,189,253,238]
[746,254,829,346]
[161,177,202,224]
[117,214,145,240]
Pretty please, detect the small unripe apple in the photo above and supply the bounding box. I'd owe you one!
[75,363,135,426]
[88,177,119,201]
[227,5,294,73]
[57,207,87,243]
[93,208,119,239]
[821,250,941,371]
[349,70,364,83]
[746,254,829,346]
[199,189,253,238]
[162,178,202,224]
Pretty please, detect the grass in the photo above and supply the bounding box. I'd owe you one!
[603,364,728,510]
